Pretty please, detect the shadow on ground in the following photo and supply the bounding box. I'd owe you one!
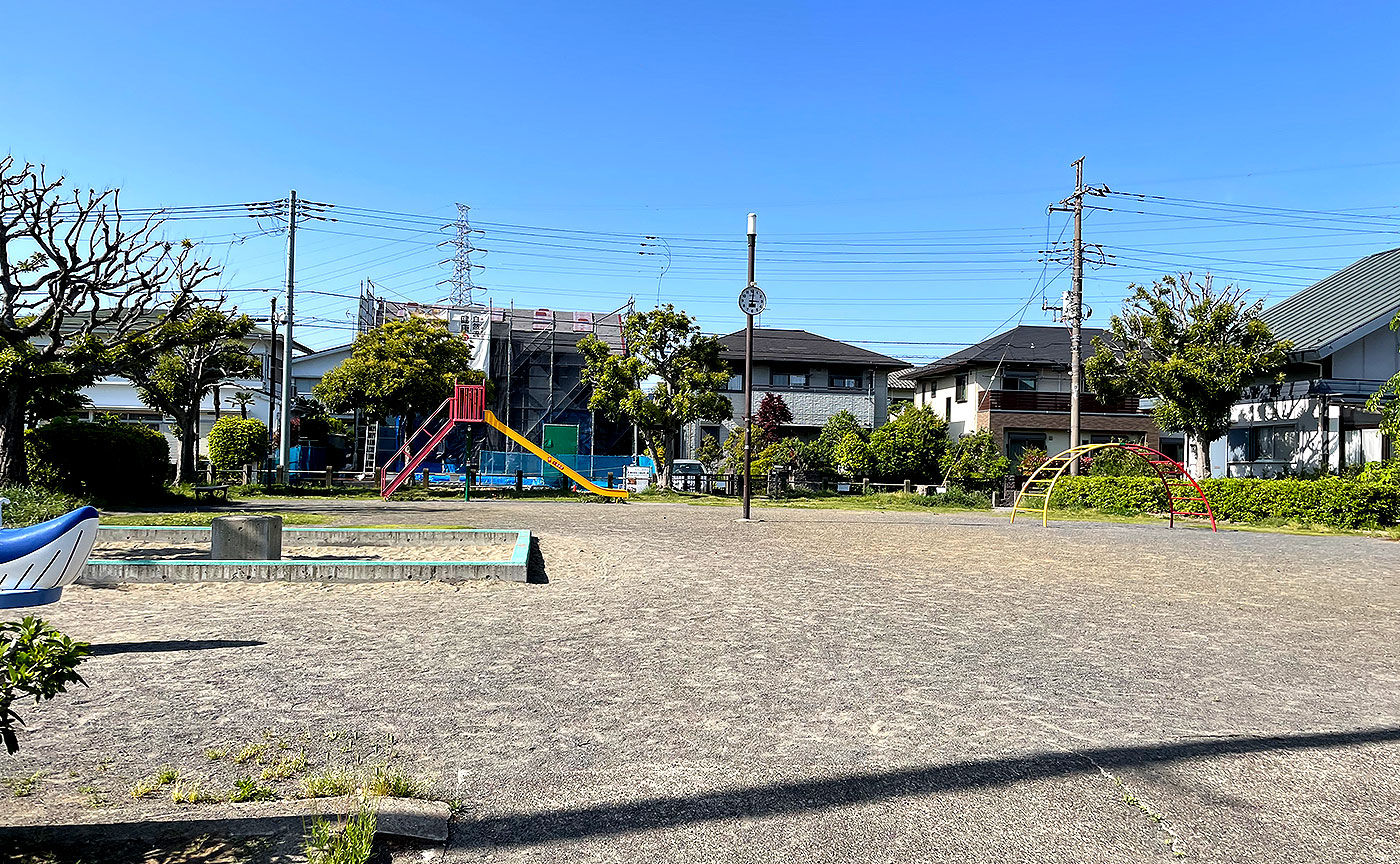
[450,725,1400,848]
[89,639,265,656]
[527,535,549,584]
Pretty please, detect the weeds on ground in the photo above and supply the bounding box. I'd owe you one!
[365,765,429,799]
[301,767,359,799]
[260,751,308,781]
[227,778,277,803]
[79,784,109,809]
[304,798,376,864]
[232,741,270,764]
[5,771,43,797]
[170,778,215,804]
[204,747,227,761]
[131,767,180,799]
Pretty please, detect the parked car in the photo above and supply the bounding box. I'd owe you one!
[669,459,706,491]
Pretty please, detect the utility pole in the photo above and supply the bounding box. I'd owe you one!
[278,190,297,484]
[1047,159,1110,475]
[269,296,279,445]
[738,213,766,521]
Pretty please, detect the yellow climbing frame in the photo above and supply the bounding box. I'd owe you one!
[1010,442,1217,530]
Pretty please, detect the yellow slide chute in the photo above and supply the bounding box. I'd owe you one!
[483,410,629,498]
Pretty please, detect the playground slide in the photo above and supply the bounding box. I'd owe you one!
[483,410,629,499]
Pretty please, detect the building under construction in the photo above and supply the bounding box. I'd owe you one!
[355,289,636,474]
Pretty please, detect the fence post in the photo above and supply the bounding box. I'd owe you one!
[607,472,614,489]
[515,469,524,492]
[903,479,911,494]
[862,477,870,495]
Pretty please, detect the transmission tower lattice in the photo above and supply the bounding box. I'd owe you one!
[440,203,483,305]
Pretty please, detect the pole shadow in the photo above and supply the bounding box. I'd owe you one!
[89,639,265,656]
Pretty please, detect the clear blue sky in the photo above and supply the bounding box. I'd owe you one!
[8,1,1400,358]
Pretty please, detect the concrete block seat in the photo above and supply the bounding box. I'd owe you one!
[0,506,100,609]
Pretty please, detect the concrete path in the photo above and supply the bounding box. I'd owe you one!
[4,500,1398,862]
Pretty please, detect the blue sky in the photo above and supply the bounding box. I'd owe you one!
[7,1,1400,359]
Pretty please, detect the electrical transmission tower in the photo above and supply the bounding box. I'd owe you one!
[1043,158,1111,474]
[440,203,484,306]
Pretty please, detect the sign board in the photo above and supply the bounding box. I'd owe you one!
[624,465,652,494]
[533,309,554,331]
[573,311,595,332]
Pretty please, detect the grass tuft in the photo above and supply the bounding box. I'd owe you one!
[364,765,429,799]
[204,747,227,761]
[227,778,277,803]
[260,750,308,781]
[131,767,179,799]
[170,779,214,804]
[305,798,376,864]
[300,767,359,799]
[5,772,43,797]
[232,741,269,764]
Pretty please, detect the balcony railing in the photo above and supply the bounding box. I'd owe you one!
[978,390,1141,414]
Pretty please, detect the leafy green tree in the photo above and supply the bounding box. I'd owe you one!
[753,393,793,447]
[940,430,1012,490]
[817,410,865,457]
[207,416,271,474]
[694,433,725,470]
[123,308,259,484]
[832,431,873,478]
[1086,273,1290,474]
[1,616,90,754]
[0,157,219,484]
[869,405,949,481]
[314,318,483,421]
[579,305,732,485]
[1366,314,1400,438]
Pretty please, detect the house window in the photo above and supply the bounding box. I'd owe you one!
[772,371,807,388]
[944,396,952,421]
[1002,371,1037,391]
[726,373,743,392]
[830,374,859,389]
[1006,432,1048,467]
[955,374,968,403]
[1249,425,1297,462]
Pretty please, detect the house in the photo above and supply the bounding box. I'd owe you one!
[906,325,1163,465]
[1218,247,1400,477]
[886,367,918,413]
[682,327,910,455]
[73,324,304,463]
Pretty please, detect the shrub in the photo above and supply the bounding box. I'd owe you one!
[868,405,949,482]
[27,416,171,503]
[207,416,271,471]
[1,616,90,755]
[0,484,86,528]
[832,431,873,478]
[1017,446,1047,476]
[1047,475,1400,529]
[940,431,1012,491]
[1084,445,1156,477]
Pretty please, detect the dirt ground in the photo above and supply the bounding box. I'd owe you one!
[3,499,1398,862]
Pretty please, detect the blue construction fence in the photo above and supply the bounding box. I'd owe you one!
[410,451,655,488]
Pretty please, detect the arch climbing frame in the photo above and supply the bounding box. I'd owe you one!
[1010,442,1217,531]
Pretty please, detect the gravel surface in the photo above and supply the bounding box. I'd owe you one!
[4,499,1399,862]
[89,540,510,562]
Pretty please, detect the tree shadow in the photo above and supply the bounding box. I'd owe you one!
[450,725,1400,848]
[89,639,265,656]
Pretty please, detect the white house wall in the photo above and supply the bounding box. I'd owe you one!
[1330,327,1400,380]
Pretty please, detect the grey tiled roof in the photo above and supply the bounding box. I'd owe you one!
[907,325,1105,379]
[717,328,909,369]
[886,367,920,391]
[1260,246,1400,359]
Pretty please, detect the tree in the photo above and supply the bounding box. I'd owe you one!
[817,410,865,457]
[0,157,219,484]
[940,430,1012,491]
[694,433,724,470]
[869,405,949,481]
[123,308,259,484]
[1,616,89,755]
[579,305,732,485]
[228,390,255,420]
[314,318,482,421]
[832,431,873,478]
[753,393,793,447]
[1086,273,1290,475]
[1366,313,1400,438]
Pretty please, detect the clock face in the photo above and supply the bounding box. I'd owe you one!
[738,285,767,315]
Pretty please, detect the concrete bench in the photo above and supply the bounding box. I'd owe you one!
[192,484,231,503]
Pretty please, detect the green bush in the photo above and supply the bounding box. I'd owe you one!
[0,484,87,528]
[207,416,271,470]
[27,416,171,503]
[940,430,1011,491]
[1047,475,1400,529]
[868,405,948,482]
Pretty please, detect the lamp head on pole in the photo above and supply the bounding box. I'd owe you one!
[747,212,757,237]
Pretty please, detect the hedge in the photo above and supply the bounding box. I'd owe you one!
[27,417,172,503]
[207,416,270,470]
[1048,475,1400,530]
[0,484,87,528]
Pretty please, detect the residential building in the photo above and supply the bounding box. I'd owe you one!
[886,367,918,413]
[907,325,1161,465]
[683,328,910,455]
[1219,247,1400,477]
